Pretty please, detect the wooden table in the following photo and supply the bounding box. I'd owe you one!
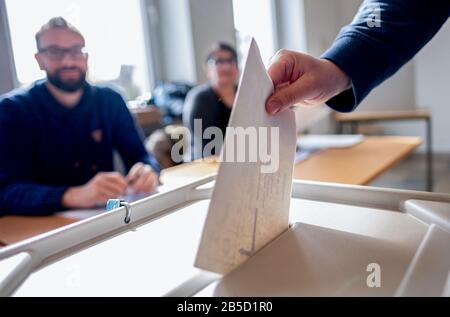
[0,136,421,246]
[334,109,432,190]
[161,136,421,186]
[293,136,421,185]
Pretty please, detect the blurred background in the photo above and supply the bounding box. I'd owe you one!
[1,0,449,192]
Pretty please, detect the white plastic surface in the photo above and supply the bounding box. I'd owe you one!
[1,177,450,297]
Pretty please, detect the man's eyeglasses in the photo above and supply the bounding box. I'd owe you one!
[207,57,237,67]
[38,45,87,61]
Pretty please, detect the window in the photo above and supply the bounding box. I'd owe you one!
[232,0,277,67]
[5,0,151,100]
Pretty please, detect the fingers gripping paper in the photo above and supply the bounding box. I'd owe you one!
[194,40,297,275]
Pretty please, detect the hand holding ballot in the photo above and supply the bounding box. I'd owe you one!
[265,50,351,115]
[195,39,297,274]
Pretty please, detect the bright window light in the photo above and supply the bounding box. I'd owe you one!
[232,0,277,67]
[5,0,150,100]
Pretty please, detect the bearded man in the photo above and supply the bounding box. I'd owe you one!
[0,17,159,215]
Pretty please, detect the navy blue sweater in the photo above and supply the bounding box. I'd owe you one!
[0,80,159,216]
[322,0,450,112]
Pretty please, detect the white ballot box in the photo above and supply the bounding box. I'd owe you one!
[0,175,449,297]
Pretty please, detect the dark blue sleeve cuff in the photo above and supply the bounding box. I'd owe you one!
[44,186,69,212]
[0,185,69,216]
[321,33,389,112]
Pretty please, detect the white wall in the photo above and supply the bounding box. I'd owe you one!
[303,0,342,57]
[414,20,450,153]
[157,0,197,83]
[155,0,235,85]
[189,0,236,84]
[274,0,307,53]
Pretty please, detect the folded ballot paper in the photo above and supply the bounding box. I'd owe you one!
[194,39,297,275]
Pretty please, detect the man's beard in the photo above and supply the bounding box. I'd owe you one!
[47,67,86,93]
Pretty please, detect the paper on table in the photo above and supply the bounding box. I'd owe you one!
[194,39,297,275]
[297,134,364,150]
[294,134,364,163]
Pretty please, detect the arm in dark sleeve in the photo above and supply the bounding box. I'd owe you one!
[183,89,218,160]
[111,92,160,174]
[0,99,68,216]
[321,0,450,112]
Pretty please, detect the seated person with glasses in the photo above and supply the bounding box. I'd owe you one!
[183,42,239,160]
[0,17,159,216]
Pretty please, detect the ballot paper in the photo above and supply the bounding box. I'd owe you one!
[194,39,297,275]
